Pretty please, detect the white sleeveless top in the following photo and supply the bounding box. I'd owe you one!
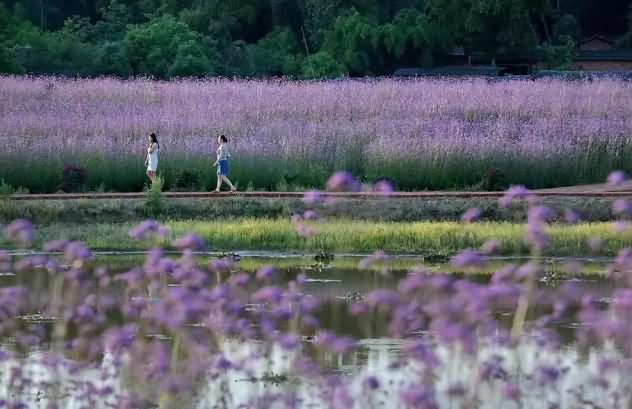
[147,144,159,171]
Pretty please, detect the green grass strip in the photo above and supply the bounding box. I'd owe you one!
[6,219,631,256]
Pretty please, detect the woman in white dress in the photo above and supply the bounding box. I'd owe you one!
[145,133,160,184]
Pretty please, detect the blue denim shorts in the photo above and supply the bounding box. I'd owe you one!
[217,159,229,176]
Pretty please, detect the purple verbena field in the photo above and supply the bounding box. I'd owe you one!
[1,75,632,192]
[1,183,632,408]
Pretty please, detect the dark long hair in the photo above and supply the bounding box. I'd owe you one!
[220,135,228,143]
[150,133,160,149]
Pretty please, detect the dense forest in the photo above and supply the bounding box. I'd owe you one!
[1,0,631,78]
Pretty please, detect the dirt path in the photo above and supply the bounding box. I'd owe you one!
[8,182,632,201]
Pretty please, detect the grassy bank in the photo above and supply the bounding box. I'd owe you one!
[0,150,627,194]
[4,219,631,256]
[2,196,626,225]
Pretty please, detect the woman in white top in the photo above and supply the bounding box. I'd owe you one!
[213,135,237,192]
[145,133,160,184]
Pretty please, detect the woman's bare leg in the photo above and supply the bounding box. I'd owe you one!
[215,176,223,192]
[147,171,156,183]
[221,176,236,191]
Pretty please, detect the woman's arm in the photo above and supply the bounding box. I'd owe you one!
[148,143,157,154]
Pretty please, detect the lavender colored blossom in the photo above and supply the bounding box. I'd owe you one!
[129,220,160,240]
[613,199,631,216]
[372,180,395,196]
[364,376,380,390]
[5,219,34,246]
[303,190,323,205]
[451,249,488,268]
[303,210,318,220]
[564,209,581,224]
[608,171,628,186]
[326,172,360,192]
[172,233,206,251]
[499,185,530,208]
[461,207,482,223]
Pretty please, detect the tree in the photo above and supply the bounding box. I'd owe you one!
[553,13,581,44]
[302,50,347,78]
[245,28,303,76]
[122,14,211,77]
[322,9,380,75]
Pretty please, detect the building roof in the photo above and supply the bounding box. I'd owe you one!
[393,66,501,77]
[576,50,632,61]
[580,34,616,46]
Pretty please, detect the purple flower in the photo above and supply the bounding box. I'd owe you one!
[43,240,70,252]
[210,258,233,273]
[564,209,581,224]
[104,324,138,352]
[499,185,530,208]
[461,208,482,223]
[400,385,438,409]
[373,180,394,196]
[526,221,550,251]
[277,333,301,350]
[303,210,318,220]
[503,382,521,401]
[528,206,554,223]
[303,190,323,205]
[451,249,487,268]
[612,199,631,216]
[64,241,92,262]
[172,233,206,251]
[364,376,380,390]
[253,286,284,304]
[481,239,500,254]
[326,171,360,192]
[366,289,401,307]
[5,219,35,246]
[129,220,160,240]
[607,171,628,186]
[588,236,602,253]
[229,273,250,287]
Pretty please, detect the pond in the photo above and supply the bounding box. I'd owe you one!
[0,252,628,409]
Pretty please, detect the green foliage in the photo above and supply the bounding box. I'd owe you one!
[323,10,380,75]
[123,14,212,77]
[302,51,346,78]
[0,0,627,77]
[553,14,581,44]
[246,28,303,77]
[541,38,577,69]
[144,176,165,217]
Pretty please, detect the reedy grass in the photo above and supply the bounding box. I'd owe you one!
[1,144,630,193]
[5,219,631,256]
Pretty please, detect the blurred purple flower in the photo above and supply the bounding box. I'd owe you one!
[303,210,318,220]
[564,209,581,224]
[43,240,70,252]
[499,185,530,208]
[129,220,160,240]
[588,236,602,254]
[229,272,250,287]
[451,249,487,268]
[303,190,323,205]
[172,233,206,251]
[400,385,438,409]
[481,239,500,254]
[366,289,401,307]
[277,333,301,350]
[64,241,92,262]
[326,172,360,192]
[612,199,631,216]
[364,376,380,390]
[373,180,394,196]
[210,258,233,273]
[461,208,482,223]
[5,219,34,246]
[607,171,628,186]
[528,206,554,223]
[253,286,284,304]
[503,382,521,401]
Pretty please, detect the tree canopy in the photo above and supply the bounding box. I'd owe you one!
[0,0,630,78]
